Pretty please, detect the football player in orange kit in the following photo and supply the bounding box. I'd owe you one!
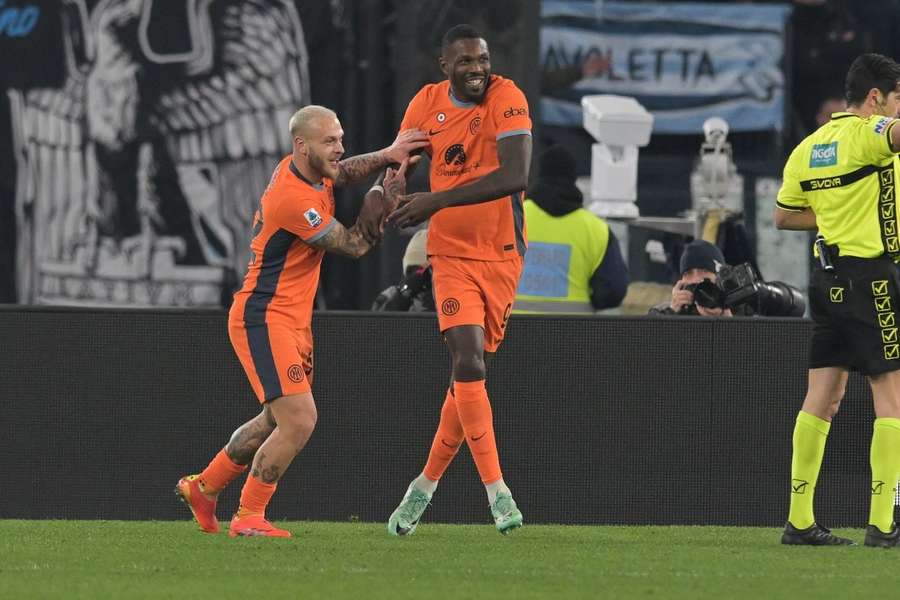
[176,105,425,537]
[383,24,532,535]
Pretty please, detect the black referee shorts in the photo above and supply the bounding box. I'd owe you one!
[809,255,900,375]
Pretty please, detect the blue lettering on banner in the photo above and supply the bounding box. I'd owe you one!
[0,0,40,38]
[540,1,792,133]
[518,242,571,298]
[809,142,838,168]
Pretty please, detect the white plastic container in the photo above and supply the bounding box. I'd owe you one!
[581,95,653,147]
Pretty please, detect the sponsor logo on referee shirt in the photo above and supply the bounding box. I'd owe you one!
[874,117,892,134]
[809,142,838,168]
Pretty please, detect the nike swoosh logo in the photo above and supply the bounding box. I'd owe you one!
[441,439,461,449]
[471,432,487,442]
[428,128,447,136]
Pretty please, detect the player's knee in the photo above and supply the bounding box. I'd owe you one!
[452,353,486,381]
[283,405,318,449]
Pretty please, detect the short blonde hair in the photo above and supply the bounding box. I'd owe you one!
[288,105,337,138]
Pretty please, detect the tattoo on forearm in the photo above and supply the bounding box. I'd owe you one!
[335,151,387,186]
[225,411,276,465]
[385,174,406,202]
[309,222,372,258]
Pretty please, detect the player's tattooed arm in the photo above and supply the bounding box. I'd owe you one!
[306,219,374,258]
[334,129,428,186]
[335,152,389,187]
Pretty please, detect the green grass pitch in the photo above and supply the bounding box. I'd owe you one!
[2,520,898,599]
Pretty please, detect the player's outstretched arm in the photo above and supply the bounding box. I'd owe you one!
[306,211,377,258]
[387,134,531,228]
[334,129,428,187]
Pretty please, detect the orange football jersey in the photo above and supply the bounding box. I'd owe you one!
[400,75,532,261]
[230,156,335,329]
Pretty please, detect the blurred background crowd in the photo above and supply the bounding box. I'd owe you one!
[1,0,897,314]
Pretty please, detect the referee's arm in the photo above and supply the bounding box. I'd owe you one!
[775,206,817,230]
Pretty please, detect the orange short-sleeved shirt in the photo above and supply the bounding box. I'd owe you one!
[400,75,532,261]
[230,156,335,329]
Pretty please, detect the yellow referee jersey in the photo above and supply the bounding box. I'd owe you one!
[778,112,900,259]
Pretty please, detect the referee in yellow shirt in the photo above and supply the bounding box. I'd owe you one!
[776,53,900,547]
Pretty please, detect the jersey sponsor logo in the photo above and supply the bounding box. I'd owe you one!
[503,106,527,118]
[468,116,481,135]
[809,177,842,190]
[441,297,460,315]
[809,142,838,168]
[444,144,467,166]
[287,364,304,383]
[303,208,323,228]
[874,117,892,134]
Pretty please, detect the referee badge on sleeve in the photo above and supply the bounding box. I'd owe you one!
[829,287,844,303]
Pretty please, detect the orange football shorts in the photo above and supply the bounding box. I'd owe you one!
[228,319,314,403]
[429,255,523,352]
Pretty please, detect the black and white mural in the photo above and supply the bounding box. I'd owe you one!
[6,0,309,306]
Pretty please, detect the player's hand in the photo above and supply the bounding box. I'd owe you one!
[384,129,429,165]
[670,280,694,313]
[386,192,443,229]
[357,189,386,245]
[383,159,409,214]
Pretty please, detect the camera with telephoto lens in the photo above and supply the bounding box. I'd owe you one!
[683,263,805,317]
[371,266,433,311]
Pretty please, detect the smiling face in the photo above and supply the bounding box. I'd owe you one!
[295,114,344,181]
[440,37,491,103]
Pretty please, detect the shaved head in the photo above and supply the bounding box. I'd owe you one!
[289,105,338,138]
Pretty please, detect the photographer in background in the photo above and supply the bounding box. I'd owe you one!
[372,229,435,312]
[650,240,735,316]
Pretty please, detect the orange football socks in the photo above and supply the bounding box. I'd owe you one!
[237,474,277,517]
[453,379,501,484]
[423,387,466,481]
[199,448,247,494]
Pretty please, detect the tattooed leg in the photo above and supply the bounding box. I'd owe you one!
[224,406,277,466]
[248,392,318,484]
